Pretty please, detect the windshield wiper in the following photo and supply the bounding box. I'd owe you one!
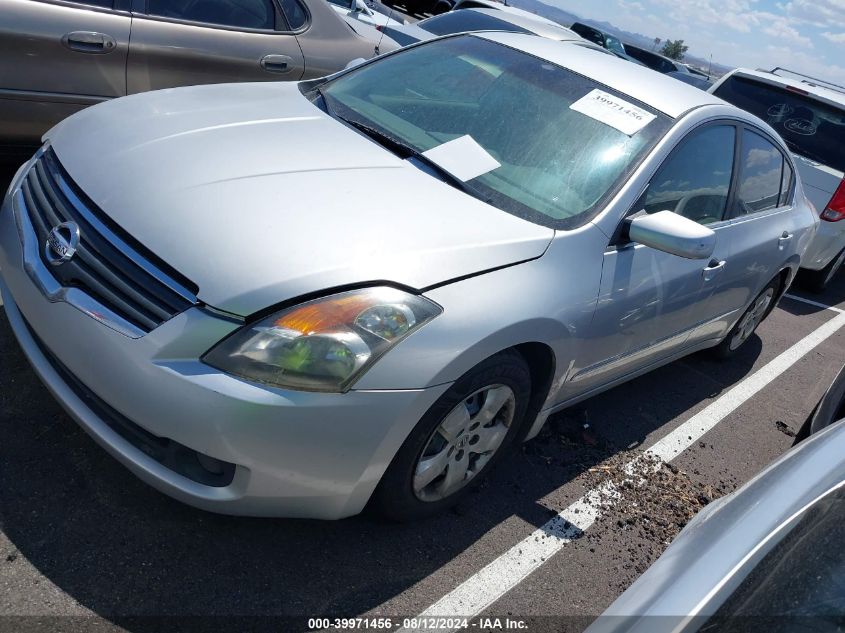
[335,114,479,196]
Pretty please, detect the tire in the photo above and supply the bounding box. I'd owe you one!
[800,247,845,294]
[370,350,531,521]
[713,277,780,359]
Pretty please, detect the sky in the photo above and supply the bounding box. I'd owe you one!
[543,0,845,83]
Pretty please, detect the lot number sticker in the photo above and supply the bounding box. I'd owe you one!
[570,89,656,136]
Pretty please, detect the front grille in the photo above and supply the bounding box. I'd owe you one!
[19,149,198,333]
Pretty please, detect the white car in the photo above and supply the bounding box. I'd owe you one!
[451,0,562,27]
[711,68,845,291]
[328,0,404,29]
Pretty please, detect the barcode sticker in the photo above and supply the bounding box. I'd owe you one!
[570,89,656,136]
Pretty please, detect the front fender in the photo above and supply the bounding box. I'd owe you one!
[353,245,603,392]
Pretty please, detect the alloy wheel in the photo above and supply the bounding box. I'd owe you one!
[413,384,516,502]
[729,287,775,351]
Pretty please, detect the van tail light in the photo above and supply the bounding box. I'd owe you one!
[821,179,845,222]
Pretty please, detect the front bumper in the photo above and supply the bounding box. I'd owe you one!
[0,183,450,519]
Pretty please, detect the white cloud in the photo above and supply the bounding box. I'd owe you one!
[782,0,845,27]
[822,31,845,43]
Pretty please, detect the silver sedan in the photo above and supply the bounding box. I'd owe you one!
[0,33,818,520]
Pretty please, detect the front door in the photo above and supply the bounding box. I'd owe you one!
[566,124,738,395]
[0,0,130,143]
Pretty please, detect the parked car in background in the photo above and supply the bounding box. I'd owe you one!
[568,22,642,65]
[381,8,594,48]
[797,364,845,441]
[339,12,400,49]
[1,33,816,520]
[364,0,406,22]
[625,44,691,75]
[327,0,404,29]
[585,411,845,633]
[668,71,712,91]
[711,68,845,291]
[0,0,397,151]
[451,0,560,25]
[684,64,710,80]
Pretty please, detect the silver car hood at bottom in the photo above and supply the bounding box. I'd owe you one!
[46,82,554,316]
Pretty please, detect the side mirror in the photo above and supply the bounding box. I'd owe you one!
[627,210,716,259]
[353,0,367,12]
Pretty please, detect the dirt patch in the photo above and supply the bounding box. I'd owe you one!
[524,408,736,595]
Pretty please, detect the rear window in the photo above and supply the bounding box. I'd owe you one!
[714,75,845,173]
[418,11,532,36]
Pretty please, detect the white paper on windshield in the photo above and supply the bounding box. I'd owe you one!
[570,89,656,136]
[421,135,501,182]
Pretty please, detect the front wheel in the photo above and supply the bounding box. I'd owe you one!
[713,278,779,359]
[370,350,531,521]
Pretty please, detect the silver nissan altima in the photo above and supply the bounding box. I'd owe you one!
[0,33,817,520]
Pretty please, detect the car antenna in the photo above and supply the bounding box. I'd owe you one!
[376,1,397,55]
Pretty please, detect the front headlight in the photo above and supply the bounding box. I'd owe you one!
[203,287,442,392]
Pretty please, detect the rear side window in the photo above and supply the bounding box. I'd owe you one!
[779,161,794,207]
[639,125,736,225]
[714,75,845,173]
[418,11,532,36]
[279,0,308,29]
[736,130,786,215]
[147,0,276,29]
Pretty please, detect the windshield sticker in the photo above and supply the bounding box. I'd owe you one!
[420,135,501,182]
[785,118,817,136]
[569,89,656,136]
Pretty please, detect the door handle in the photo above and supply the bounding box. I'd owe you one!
[62,31,116,54]
[703,259,726,282]
[778,231,793,250]
[260,54,293,74]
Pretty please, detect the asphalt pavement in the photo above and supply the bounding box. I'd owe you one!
[2,147,845,633]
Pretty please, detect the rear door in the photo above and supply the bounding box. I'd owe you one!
[126,0,306,92]
[691,126,804,342]
[0,0,130,144]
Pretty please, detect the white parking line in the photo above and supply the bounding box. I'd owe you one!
[783,293,844,314]
[402,310,845,629]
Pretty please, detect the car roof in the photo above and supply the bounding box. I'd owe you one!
[455,8,583,39]
[474,32,725,117]
[725,68,845,109]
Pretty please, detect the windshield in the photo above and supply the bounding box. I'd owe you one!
[714,75,845,173]
[320,35,669,228]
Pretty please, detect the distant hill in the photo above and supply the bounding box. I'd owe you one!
[503,0,732,77]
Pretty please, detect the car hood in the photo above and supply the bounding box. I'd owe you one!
[47,82,553,316]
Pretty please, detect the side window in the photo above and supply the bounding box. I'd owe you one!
[279,0,308,29]
[736,130,785,215]
[638,125,736,225]
[147,0,276,30]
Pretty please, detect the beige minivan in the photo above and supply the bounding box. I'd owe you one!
[0,0,396,150]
